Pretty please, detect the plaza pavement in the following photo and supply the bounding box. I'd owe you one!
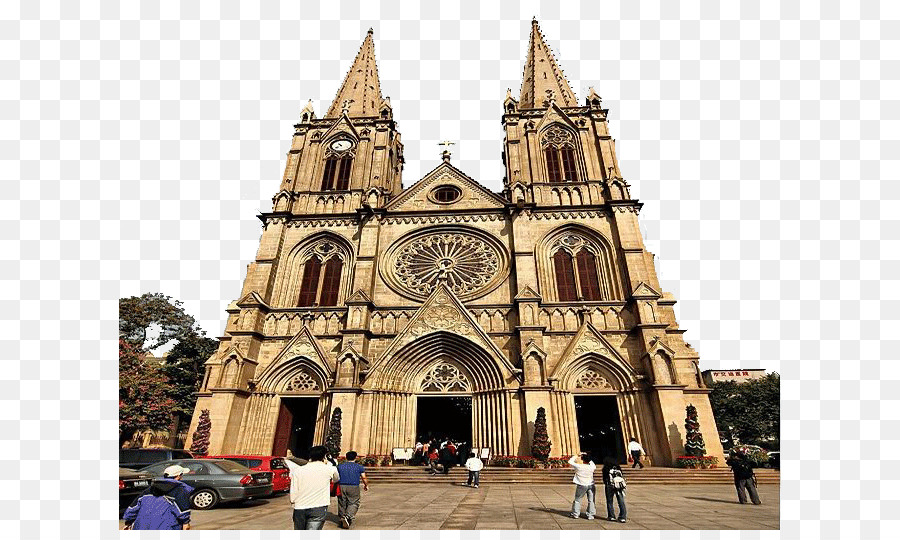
[125,482,779,530]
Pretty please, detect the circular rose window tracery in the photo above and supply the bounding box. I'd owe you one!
[381,226,509,301]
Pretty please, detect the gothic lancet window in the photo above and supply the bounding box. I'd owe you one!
[548,233,610,302]
[321,156,352,191]
[553,250,578,302]
[541,125,579,183]
[296,241,346,307]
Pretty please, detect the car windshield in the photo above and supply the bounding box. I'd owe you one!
[214,460,249,474]
[246,459,263,468]
[139,462,170,475]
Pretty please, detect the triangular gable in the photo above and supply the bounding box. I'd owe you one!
[514,285,542,302]
[549,321,634,380]
[631,282,661,299]
[535,101,579,133]
[521,338,547,360]
[205,344,247,366]
[371,283,518,376]
[320,114,361,145]
[345,289,372,305]
[336,341,368,367]
[255,325,332,384]
[385,162,507,212]
[236,291,268,309]
[643,335,677,359]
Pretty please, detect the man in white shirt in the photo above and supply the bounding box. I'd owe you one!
[464,451,484,488]
[628,438,645,469]
[568,452,597,519]
[284,445,340,530]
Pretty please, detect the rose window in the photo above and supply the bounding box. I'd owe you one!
[384,228,508,301]
[421,363,470,393]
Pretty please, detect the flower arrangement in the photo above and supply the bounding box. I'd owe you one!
[380,455,393,467]
[727,444,769,466]
[674,455,719,469]
[489,455,573,468]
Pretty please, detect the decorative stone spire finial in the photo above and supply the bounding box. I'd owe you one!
[325,30,383,117]
[518,19,577,109]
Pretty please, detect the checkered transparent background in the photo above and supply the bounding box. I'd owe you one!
[0,0,896,538]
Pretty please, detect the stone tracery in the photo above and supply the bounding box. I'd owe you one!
[420,362,471,393]
[284,370,319,392]
[575,367,614,390]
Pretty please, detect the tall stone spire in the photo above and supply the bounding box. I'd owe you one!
[325,28,383,118]
[518,19,577,109]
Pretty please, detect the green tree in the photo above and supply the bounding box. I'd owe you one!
[119,292,200,351]
[324,408,342,458]
[119,339,176,446]
[161,331,218,434]
[684,404,707,456]
[708,373,780,448]
[531,407,551,461]
[119,293,217,446]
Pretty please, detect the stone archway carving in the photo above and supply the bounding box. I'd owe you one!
[420,362,471,393]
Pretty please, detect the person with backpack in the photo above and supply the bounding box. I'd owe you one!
[601,456,627,523]
[567,452,597,519]
[726,452,761,504]
[121,465,193,530]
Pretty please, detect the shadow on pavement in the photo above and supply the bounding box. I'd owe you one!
[529,507,574,518]
[683,496,741,505]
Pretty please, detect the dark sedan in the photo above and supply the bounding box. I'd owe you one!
[119,467,154,513]
[138,459,273,509]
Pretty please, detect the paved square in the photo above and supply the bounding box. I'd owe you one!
[123,482,779,530]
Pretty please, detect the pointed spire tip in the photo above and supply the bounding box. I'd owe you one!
[368,27,374,35]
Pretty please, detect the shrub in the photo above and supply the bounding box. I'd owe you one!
[674,455,719,469]
[728,444,769,466]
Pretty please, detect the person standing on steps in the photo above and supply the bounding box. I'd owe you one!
[464,451,483,488]
[568,452,597,520]
[602,456,628,523]
[284,445,340,530]
[336,451,369,529]
[628,437,645,468]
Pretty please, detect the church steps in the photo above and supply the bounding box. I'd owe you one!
[359,466,780,485]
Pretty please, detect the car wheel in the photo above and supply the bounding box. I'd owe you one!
[191,488,218,510]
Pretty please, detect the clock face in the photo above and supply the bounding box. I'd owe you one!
[330,140,351,152]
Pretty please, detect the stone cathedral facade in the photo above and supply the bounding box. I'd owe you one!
[186,22,724,466]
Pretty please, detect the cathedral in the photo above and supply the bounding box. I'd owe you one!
[186,21,725,466]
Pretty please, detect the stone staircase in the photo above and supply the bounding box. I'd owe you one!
[362,465,780,485]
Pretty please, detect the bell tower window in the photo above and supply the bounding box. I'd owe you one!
[297,241,346,307]
[546,233,611,302]
[322,139,354,191]
[541,125,579,183]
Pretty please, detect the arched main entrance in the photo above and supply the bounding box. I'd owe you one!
[415,362,473,444]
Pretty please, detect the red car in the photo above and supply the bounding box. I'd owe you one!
[207,455,291,493]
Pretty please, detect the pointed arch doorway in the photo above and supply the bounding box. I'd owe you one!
[414,362,473,444]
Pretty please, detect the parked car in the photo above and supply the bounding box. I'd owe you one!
[208,455,291,493]
[138,459,273,509]
[120,448,194,470]
[767,451,780,469]
[119,467,154,514]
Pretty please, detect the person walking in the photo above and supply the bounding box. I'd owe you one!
[568,452,596,520]
[284,445,340,530]
[726,452,761,504]
[121,465,193,530]
[464,451,483,488]
[601,456,627,522]
[628,437,645,468]
[439,443,455,475]
[336,451,369,529]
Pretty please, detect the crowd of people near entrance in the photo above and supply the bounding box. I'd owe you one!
[122,435,764,530]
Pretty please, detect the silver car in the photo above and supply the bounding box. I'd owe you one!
[138,459,273,509]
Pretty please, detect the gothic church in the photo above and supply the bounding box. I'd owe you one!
[187,21,725,465]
